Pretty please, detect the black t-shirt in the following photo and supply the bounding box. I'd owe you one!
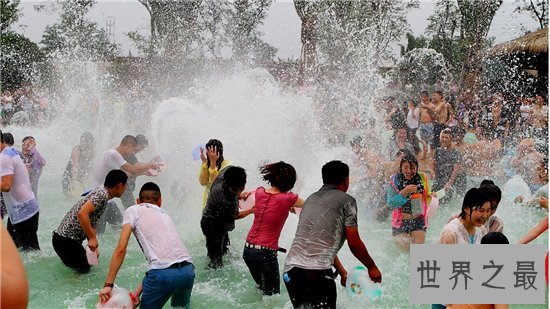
[434,147,461,183]
[201,167,239,231]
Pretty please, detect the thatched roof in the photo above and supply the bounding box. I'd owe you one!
[486,27,548,57]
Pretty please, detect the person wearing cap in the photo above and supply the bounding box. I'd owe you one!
[120,134,150,209]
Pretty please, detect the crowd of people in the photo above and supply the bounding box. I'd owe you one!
[0,88,548,309]
[0,89,51,126]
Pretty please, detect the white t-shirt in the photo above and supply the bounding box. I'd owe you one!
[438,218,486,244]
[92,149,127,187]
[123,203,192,270]
[1,147,38,223]
[406,107,420,129]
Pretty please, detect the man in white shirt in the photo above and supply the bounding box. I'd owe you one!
[0,130,40,250]
[99,182,195,308]
[94,135,158,232]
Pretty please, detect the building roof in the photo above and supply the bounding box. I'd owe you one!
[486,27,548,57]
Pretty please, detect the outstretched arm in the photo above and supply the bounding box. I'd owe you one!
[345,226,382,283]
[518,214,548,244]
[99,224,133,303]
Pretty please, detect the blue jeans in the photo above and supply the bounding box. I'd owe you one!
[243,247,280,295]
[141,264,195,308]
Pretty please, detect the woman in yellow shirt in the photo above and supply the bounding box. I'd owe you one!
[199,139,231,208]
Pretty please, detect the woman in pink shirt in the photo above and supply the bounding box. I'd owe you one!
[243,161,304,295]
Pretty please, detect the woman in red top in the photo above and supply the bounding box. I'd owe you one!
[243,161,304,295]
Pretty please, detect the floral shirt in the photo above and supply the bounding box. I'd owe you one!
[54,187,110,242]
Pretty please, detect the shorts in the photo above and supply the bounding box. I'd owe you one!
[419,123,434,144]
[392,216,426,236]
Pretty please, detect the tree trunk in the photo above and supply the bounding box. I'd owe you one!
[457,0,503,98]
[294,1,319,86]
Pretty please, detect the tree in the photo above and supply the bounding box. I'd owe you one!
[38,0,118,60]
[422,0,466,79]
[1,32,47,90]
[315,0,418,66]
[135,0,203,58]
[456,0,502,96]
[1,0,20,32]
[227,0,276,62]
[294,0,323,85]
[395,48,451,92]
[514,0,548,30]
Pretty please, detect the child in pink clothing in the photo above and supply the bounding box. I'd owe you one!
[243,161,304,295]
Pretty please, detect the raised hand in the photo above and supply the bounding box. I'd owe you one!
[206,146,219,165]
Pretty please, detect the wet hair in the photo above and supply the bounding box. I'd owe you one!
[224,166,246,193]
[136,134,148,146]
[350,135,363,147]
[440,128,452,138]
[260,161,297,192]
[433,90,443,97]
[139,182,161,202]
[408,100,418,107]
[481,232,509,244]
[81,132,94,144]
[452,127,466,141]
[399,154,418,173]
[2,133,14,146]
[396,148,414,158]
[322,160,349,185]
[459,187,490,220]
[0,129,3,143]
[420,91,429,97]
[120,135,138,146]
[22,136,35,143]
[205,139,224,170]
[479,184,502,210]
[104,169,128,188]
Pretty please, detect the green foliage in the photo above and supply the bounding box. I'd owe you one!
[394,48,450,92]
[0,31,48,90]
[227,0,277,62]
[39,0,118,60]
[132,0,276,62]
[0,0,20,32]
[400,33,429,56]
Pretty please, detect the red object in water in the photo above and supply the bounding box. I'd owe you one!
[545,250,548,285]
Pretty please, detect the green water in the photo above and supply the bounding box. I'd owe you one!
[18,176,548,308]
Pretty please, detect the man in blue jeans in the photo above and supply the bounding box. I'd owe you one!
[98,182,195,308]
